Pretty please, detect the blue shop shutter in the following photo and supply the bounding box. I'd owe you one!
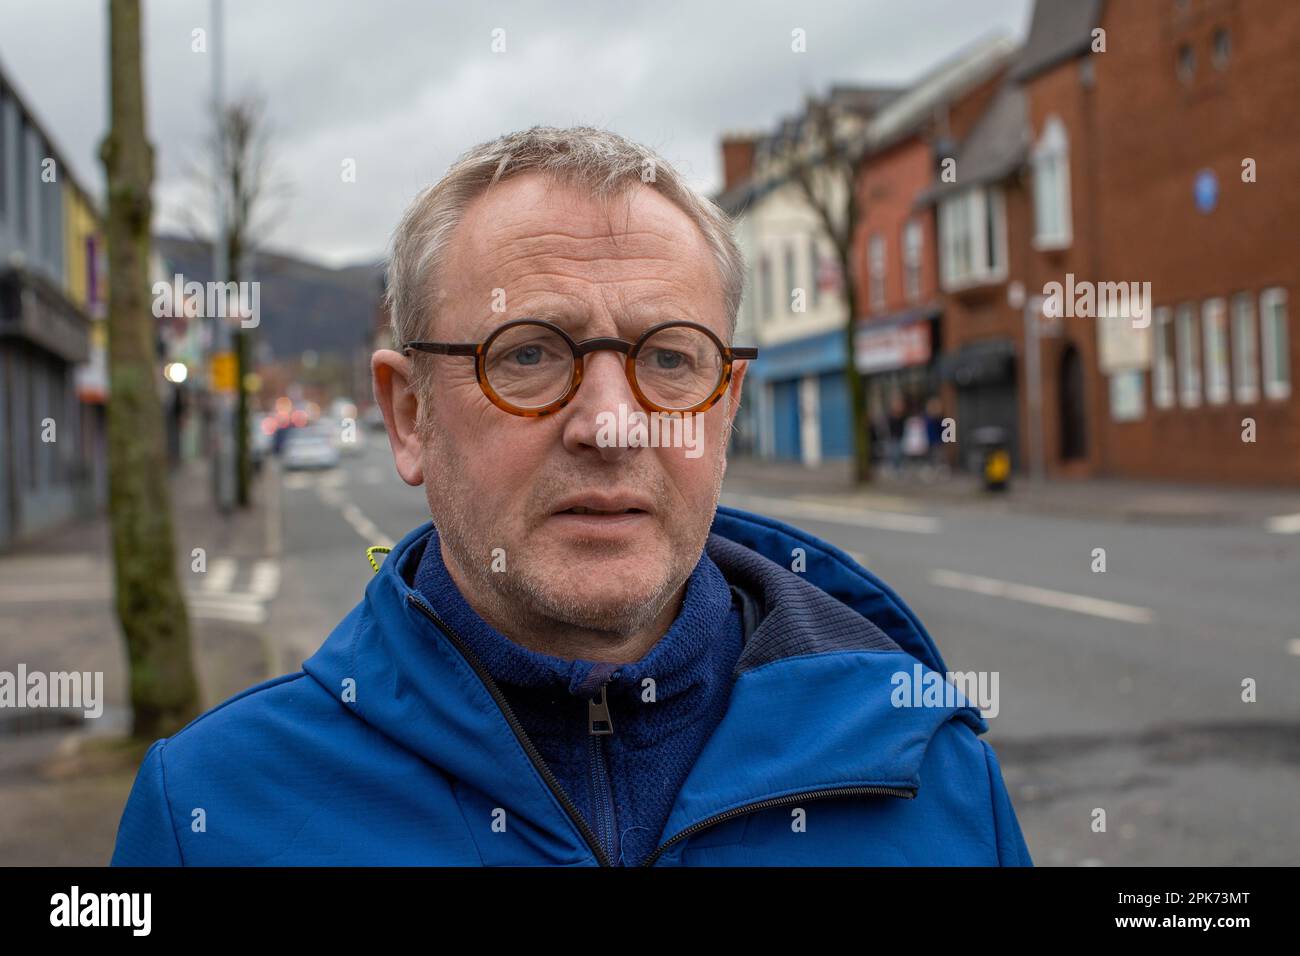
[772,379,802,460]
[818,371,852,459]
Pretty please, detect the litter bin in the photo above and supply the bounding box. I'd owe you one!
[970,426,1011,492]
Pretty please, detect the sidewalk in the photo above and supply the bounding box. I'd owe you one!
[723,456,1300,527]
[0,458,278,865]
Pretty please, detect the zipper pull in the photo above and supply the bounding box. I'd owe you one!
[588,682,614,735]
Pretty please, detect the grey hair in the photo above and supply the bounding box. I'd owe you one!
[384,126,744,391]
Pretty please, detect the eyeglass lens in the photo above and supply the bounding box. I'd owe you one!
[483,323,725,411]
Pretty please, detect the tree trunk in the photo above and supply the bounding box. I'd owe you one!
[100,0,202,739]
[840,273,872,485]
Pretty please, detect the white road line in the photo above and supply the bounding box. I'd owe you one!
[184,593,268,625]
[248,560,281,600]
[203,558,237,593]
[1265,512,1300,534]
[0,583,112,603]
[721,493,941,535]
[1286,638,1300,657]
[340,504,395,549]
[929,569,1155,624]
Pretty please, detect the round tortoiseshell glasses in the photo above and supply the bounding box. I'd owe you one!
[402,319,759,417]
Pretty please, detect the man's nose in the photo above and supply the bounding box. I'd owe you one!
[560,349,641,459]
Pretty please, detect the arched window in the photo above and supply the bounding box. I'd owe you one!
[1032,116,1072,249]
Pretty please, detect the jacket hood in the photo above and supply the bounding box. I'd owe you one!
[302,506,986,862]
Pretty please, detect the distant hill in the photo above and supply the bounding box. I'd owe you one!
[153,234,384,360]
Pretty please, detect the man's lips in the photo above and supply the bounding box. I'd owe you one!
[549,492,654,517]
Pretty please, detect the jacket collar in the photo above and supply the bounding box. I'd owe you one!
[303,509,986,862]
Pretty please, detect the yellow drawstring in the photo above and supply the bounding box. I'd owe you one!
[366,545,392,573]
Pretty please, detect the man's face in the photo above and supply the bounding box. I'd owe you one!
[400,173,745,638]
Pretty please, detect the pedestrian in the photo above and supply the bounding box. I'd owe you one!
[111,126,1031,867]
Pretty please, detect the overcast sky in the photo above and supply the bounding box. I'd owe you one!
[1,0,1030,268]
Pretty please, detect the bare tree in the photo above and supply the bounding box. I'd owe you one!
[100,0,201,738]
[772,96,873,483]
[212,95,281,507]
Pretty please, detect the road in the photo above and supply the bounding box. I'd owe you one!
[266,436,1300,866]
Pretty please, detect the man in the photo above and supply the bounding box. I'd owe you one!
[112,126,1031,866]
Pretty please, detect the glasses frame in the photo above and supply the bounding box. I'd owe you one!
[402,318,758,417]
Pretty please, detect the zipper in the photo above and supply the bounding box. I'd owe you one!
[408,590,916,869]
[639,784,917,867]
[586,682,618,863]
[407,592,613,866]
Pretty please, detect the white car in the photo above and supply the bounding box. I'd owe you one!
[283,426,341,470]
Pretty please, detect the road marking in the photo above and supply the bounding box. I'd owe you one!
[185,593,268,625]
[1266,512,1300,534]
[1286,638,1300,657]
[340,503,395,549]
[929,569,1154,624]
[248,560,281,600]
[203,558,237,593]
[721,493,941,534]
[0,583,112,603]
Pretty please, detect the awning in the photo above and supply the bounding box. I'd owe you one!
[939,339,1017,387]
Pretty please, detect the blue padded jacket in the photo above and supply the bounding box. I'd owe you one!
[110,506,1033,866]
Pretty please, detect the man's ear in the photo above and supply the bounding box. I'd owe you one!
[372,349,425,486]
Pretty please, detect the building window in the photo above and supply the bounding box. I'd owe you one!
[0,84,7,221]
[1153,307,1176,408]
[808,236,821,309]
[1202,298,1230,404]
[1260,287,1291,400]
[868,233,886,313]
[1231,292,1258,403]
[938,187,1005,289]
[1212,28,1231,70]
[1176,303,1201,406]
[784,242,797,312]
[1110,369,1146,422]
[759,254,773,322]
[16,118,29,239]
[1177,44,1195,84]
[1031,116,1072,249]
[903,220,922,303]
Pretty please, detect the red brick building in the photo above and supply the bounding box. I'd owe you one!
[847,37,1013,460]
[927,0,1299,484]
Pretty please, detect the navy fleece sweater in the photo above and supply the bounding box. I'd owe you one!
[412,527,744,866]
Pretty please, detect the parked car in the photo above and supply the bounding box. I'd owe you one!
[250,411,274,469]
[283,425,340,470]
